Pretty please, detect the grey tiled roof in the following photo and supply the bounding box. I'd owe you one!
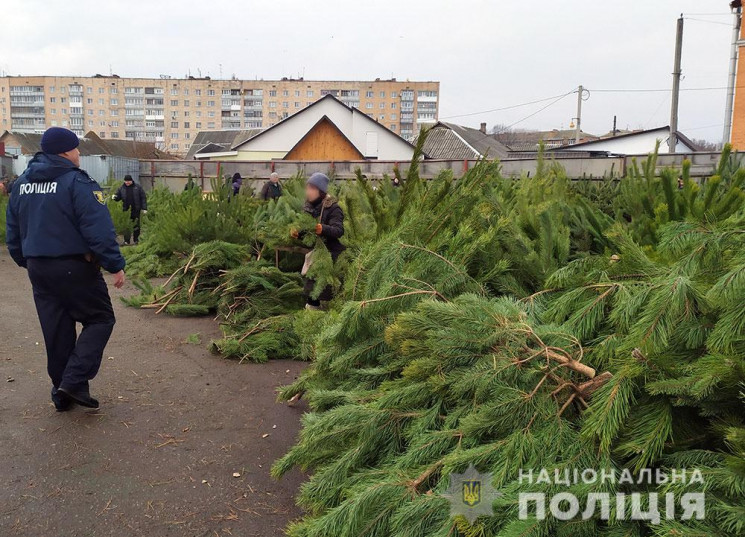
[186,129,261,159]
[423,122,509,160]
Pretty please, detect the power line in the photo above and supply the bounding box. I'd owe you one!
[589,85,737,93]
[685,16,733,26]
[495,91,575,132]
[439,92,574,120]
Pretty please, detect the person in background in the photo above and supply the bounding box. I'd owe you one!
[5,127,125,411]
[291,172,345,310]
[260,172,283,201]
[231,172,243,196]
[392,176,401,187]
[111,175,147,245]
[184,176,198,191]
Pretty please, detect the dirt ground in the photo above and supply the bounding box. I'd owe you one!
[0,250,308,537]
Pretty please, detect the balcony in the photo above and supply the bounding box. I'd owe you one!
[417,95,438,103]
[145,114,165,120]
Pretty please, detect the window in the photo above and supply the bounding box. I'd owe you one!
[379,114,385,120]
[49,86,55,93]
[60,97,66,103]
[184,143,191,149]
[268,111,277,118]
[365,103,373,109]
[87,98,93,104]
[184,100,189,106]
[87,110,93,116]
[98,88,105,94]
[196,122,202,128]
[269,101,276,108]
[390,124,397,131]
[391,102,397,109]
[195,89,201,96]
[50,109,56,114]
[184,111,190,117]
[110,98,118,105]
[50,97,56,103]
[184,122,190,128]
[207,121,215,128]
[207,100,215,107]
[88,120,93,126]
[171,89,178,95]
[98,98,104,105]
[391,92,397,98]
[417,90,438,98]
[99,131,106,137]
[306,90,314,97]
[379,91,385,98]
[208,111,215,117]
[171,121,178,128]
[110,87,118,94]
[294,90,300,97]
[110,110,119,116]
[294,102,300,108]
[111,120,119,127]
[366,91,374,98]
[110,131,119,138]
[282,102,288,108]
[282,90,289,97]
[380,103,385,109]
[196,101,201,107]
[184,89,189,96]
[87,87,93,94]
[99,110,105,116]
[207,89,215,96]
[170,143,179,150]
[171,132,178,139]
[61,108,67,114]
[390,114,397,120]
[185,133,191,139]
[170,100,178,106]
[196,111,202,117]
[269,90,277,97]
[100,121,106,126]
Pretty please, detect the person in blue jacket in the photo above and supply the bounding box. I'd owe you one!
[6,127,126,411]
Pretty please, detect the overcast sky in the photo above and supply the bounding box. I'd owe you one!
[0,0,735,142]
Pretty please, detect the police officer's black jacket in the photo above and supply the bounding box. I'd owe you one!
[5,152,125,273]
[303,195,345,260]
[113,182,147,212]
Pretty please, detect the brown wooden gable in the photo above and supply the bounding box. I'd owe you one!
[284,116,364,161]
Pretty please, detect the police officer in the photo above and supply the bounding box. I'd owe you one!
[5,127,126,411]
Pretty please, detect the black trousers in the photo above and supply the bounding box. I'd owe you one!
[124,209,141,244]
[26,257,116,393]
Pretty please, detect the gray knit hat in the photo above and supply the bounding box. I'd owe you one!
[307,172,330,193]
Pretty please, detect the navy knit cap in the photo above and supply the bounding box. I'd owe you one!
[41,127,80,155]
[307,172,330,194]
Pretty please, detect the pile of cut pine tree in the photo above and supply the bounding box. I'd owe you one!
[117,139,745,535]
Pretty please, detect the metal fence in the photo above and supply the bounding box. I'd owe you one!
[136,152,730,193]
[5,154,140,185]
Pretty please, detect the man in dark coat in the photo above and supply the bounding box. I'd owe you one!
[6,127,125,411]
[259,172,283,201]
[291,172,345,309]
[231,172,243,196]
[112,175,147,245]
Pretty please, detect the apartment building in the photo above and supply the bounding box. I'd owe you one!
[0,75,439,155]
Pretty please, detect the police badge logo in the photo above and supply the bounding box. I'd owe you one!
[93,191,106,205]
[462,479,481,507]
[442,464,501,524]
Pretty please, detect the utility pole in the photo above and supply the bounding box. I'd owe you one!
[575,85,583,143]
[669,15,684,153]
[724,1,742,145]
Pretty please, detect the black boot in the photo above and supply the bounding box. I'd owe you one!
[51,387,73,412]
[58,387,99,409]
